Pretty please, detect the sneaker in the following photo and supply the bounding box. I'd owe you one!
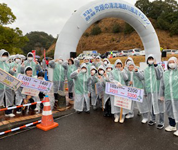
[173,130,178,136]
[120,117,125,124]
[126,114,134,119]
[77,111,82,114]
[5,113,15,117]
[165,125,177,132]
[141,118,148,124]
[148,121,156,126]
[85,111,90,114]
[157,124,164,130]
[114,116,119,123]
[34,108,38,111]
[16,111,22,114]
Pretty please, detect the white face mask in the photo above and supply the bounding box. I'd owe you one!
[16,59,21,63]
[99,70,104,75]
[169,63,176,69]
[107,68,112,72]
[104,61,108,65]
[28,57,33,61]
[58,60,63,64]
[148,60,154,65]
[1,57,8,62]
[81,69,87,73]
[91,70,96,75]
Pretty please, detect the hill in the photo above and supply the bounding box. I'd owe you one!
[46,18,178,57]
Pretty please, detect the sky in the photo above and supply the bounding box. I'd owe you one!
[0,0,158,37]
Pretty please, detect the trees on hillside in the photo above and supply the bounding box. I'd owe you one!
[0,3,28,54]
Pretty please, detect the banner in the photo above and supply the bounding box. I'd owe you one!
[22,87,39,97]
[32,50,36,61]
[105,82,144,103]
[17,74,53,92]
[114,96,132,110]
[0,68,22,91]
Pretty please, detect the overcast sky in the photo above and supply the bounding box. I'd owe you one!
[0,0,162,37]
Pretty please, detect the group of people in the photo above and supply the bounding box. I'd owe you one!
[68,55,178,137]
[0,48,178,137]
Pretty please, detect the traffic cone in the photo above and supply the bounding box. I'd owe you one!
[36,95,58,131]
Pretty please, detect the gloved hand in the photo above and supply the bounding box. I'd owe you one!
[117,82,122,88]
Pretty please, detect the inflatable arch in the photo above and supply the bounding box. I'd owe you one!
[55,0,161,62]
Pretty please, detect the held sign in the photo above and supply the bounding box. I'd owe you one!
[22,87,40,97]
[17,74,53,92]
[0,68,22,91]
[105,82,144,103]
[114,96,132,110]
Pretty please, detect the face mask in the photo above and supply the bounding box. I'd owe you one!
[81,69,87,73]
[107,68,112,72]
[16,59,21,63]
[58,60,63,64]
[1,57,8,62]
[28,57,33,61]
[148,60,154,65]
[169,63,176,69]
[99,70,104,75]
[91,70,96,74]
[104,61,108,65]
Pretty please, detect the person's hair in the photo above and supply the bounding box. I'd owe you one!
[2,52,8,57]
[28,54,33,57]
[68,59,74,65]
[25,67,32,73]
[37,71,44,77]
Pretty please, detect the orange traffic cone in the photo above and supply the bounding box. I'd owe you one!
[36,95,58,131]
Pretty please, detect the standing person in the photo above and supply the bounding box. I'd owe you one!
[126,61,149,123]
[92,56,102,69]
[83,56,92,77]
[103,58,110,69]
[109,59,128,123]
[49,58,66,98]
[0,49,15,117]
[160,57,178,136]
[102,64,113,117]
[70,63,90,114]
[143,54,165,129]
[67,58,79,100]
[88,66,99,110]
[10,54,23,77]
[23,52,41,76]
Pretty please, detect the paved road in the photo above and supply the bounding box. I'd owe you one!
[0,110,178,150]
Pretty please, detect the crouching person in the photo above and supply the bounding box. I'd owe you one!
[21,66,37,113]
[70,63,90,114]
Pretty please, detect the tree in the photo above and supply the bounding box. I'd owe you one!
[0,3,16,25]
[90,25,102,35]
[22,31,55,55]
[0,3,28,54]
[112,23,120,33]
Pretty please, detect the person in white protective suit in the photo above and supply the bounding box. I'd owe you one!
[70,63,90,114]
[92,56,102,69]
[138,54,165,129]
[125,61,149,123]
[108,59,128,123]
[159,57,178,136]
[88,66,99,110]
[102,58,111,69]
[23,52,41,76]
[102,64,113,117]
[0,49,16,117]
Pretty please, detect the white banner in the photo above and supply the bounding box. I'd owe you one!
[17,74,53,92]
[105,82,144,103]
[0,68,22,91]
[22,87,39,97]
[114,96,132,110]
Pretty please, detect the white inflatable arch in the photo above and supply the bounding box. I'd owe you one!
[55,0,161,62]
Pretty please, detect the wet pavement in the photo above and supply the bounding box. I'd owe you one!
[0,109,178,150]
